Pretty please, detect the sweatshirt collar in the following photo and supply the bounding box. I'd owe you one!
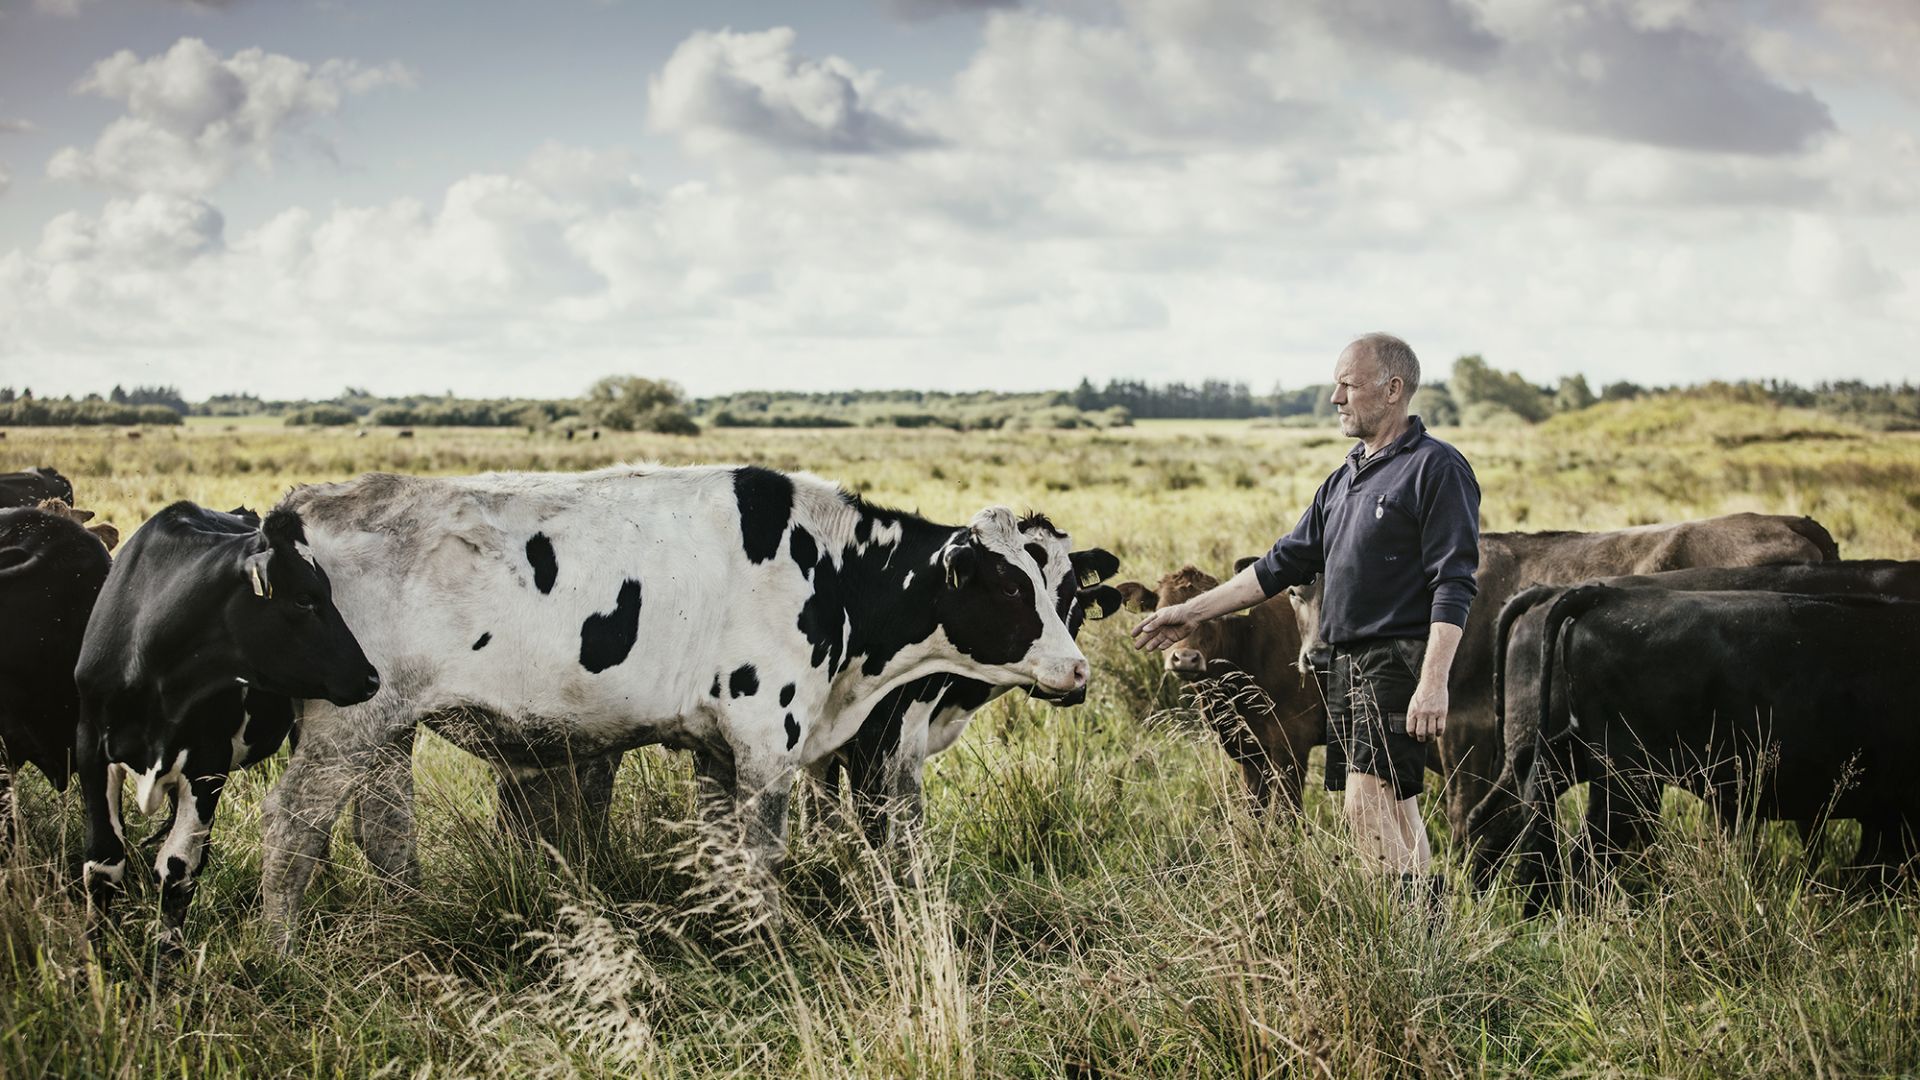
[1348,415,1427,472]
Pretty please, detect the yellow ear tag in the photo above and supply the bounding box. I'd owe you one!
[248,563,268,598]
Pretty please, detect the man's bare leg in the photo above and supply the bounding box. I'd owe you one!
[1344,773,1430,876]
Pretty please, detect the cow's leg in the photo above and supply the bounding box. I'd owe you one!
[0,758,14,858]
[1855,818,1918,887]
[730,742,799,883]
[691,745,736,820]
[154,771,224,954]
[1582,769,1659,889]
[76,712,129,933]
[872,716,929,851]
[1443,723,1500,851]
[351,727,418,891]
[261,712,395,950]
[496,750,622,850]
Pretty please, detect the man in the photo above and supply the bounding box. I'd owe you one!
[1133,333,1480,893]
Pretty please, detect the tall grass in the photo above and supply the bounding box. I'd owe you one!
[3,403,1918,1076]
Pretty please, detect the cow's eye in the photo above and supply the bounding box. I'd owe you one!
[1001,580,1021,597]
[293,595,318,613]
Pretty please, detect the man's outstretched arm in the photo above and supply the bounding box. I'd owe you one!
[1131,563,1269,651]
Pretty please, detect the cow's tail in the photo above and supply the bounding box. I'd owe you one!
[1787,516,1841,562]
[1513,583,1616,912]
[1493,584,1562,747]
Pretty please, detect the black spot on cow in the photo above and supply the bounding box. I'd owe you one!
[472,632,491,651]
[733,466,793,564]
[796,509,942,678]
[1024,542,1049,569]
[526,533,558,594]
[785,713,801,750]
[579,579,642,674]
[729,664,759,698]
[165,856,187,884]
[789,525,817,580]
[779,683,795,707]
[710,675,721,698]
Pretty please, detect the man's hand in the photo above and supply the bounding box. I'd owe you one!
[1132,603,1201,652]
[1406,679,1447,742]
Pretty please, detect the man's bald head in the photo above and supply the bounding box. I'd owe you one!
[1342,333,1420,397]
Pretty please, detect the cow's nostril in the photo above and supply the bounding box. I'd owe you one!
[364,672,381,694]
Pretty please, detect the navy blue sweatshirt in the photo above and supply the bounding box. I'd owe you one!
[1252,416,1480,644]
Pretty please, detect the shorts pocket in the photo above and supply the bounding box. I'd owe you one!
[1391,637,1427,681]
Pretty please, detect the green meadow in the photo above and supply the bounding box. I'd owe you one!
[3,398,1918,1077]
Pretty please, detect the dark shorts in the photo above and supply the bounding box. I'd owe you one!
[1325,636,1429,801]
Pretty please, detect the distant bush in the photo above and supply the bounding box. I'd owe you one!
[0,398,183,426]
[283,404,357,427]
[585,376,699,435]
[710,411,855,428]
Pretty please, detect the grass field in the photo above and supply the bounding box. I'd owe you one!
[3,401,1919,1077]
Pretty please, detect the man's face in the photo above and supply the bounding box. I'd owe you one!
[1330,345,1399,439]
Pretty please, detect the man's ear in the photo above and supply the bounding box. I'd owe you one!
[1114,581,1159,611]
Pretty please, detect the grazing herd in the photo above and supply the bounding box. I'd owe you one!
[1,457,1916,957]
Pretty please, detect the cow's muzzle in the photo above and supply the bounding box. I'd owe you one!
[1031,657,1089,695]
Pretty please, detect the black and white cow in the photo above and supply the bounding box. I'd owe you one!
[486,516,1121,852]
[73,503,379,945]
[808,520,1122,846]
[260,465,1091,941]
[0,467,75,509]
[0,506,112,850]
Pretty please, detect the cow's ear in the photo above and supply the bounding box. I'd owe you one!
[1070,547,1120,587]
[942,538,979,589]
[1080,584,1124,621]
[1232,556,1259,576]
[88,523,119,552]
[1114,581,1159,611]
[243,548,274,598]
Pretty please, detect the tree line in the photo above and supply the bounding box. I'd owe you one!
[3,365,1916,432]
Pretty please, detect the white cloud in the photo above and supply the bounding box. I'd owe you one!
[0,163,10,196]
[647,27,935,156]
[32,0,99,15]
[2,5,1916,399]
[1788,214,1891,303]
[0,118,35,134]
[48,37,412,195]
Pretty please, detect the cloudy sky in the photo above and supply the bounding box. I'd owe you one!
[0,0,1914,401]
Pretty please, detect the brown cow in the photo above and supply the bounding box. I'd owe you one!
[1286,511,1839,845]
[1118,564,1327,812]
[35,498,119,552]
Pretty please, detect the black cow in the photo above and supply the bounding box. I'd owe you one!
[1511,586,1920,912]
[0,467,75,509]
[1467,560,1920,885]
[0,506,112,850]
[73,502,379,947]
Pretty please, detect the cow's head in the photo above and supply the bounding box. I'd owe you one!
[1116,565,1255,682]
[31,466,74,503]
[936,506,1090,696]
[1286,575,1326,678]
[37,497,119,551]
[1012,513,1121,704]
[228,509,380,706]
